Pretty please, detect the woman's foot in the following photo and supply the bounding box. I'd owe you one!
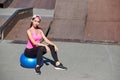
[35,65,41,74]
[55,62,67,70]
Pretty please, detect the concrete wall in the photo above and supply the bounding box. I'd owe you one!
[48,0,120,44]
[48,0,88,42]
[84,0,120,43]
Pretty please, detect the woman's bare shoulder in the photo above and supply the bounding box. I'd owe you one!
[27,28,32,33]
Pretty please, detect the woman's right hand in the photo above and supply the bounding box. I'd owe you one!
[37,43,50,52]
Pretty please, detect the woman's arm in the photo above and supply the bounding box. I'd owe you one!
[40,30,54,45]
[40,30,58,51]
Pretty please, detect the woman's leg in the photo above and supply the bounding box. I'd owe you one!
[34,46,46,74]
[48,45,59,62]
[36,46,46,66]
[48,45,67,70]
[24,48,38,58]
[24,46,46,66]
[24,46,46,74]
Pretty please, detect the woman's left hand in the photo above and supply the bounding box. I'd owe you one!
[54,45,58,52]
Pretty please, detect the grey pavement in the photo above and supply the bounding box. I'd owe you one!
[0,8,17,15]
[33,9,54,17]
[0,8,54,17]
[0,40,120,80]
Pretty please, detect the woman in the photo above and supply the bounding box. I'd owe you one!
[24,15,67,74]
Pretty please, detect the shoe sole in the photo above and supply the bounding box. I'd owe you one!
[34,70,41,75]
[54,67,66,70]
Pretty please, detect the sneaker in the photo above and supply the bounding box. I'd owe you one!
[35,66,41,74]
[55,63,67,70]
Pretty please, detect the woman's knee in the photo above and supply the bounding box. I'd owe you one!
[37,46,46,53]
[48,44,54,49]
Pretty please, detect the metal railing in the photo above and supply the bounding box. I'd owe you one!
[0,7,33,40]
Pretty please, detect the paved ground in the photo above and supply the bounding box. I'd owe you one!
[0,40,120,80]
[0,8,17,15]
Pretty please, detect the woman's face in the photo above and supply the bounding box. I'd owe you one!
[32,17,40,28]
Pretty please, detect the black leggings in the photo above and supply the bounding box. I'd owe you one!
[24,45,59,66]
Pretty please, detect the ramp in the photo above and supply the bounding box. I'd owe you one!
[4,17,31,40]
[48,0,88,42]
[5,17,53,41]
[9,0,56,9]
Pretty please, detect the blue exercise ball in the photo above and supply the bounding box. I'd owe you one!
[20,53,43,68]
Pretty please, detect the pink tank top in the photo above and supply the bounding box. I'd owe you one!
[26,29,42,49]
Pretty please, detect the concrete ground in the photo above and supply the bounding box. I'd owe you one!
[0,40,120,80]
